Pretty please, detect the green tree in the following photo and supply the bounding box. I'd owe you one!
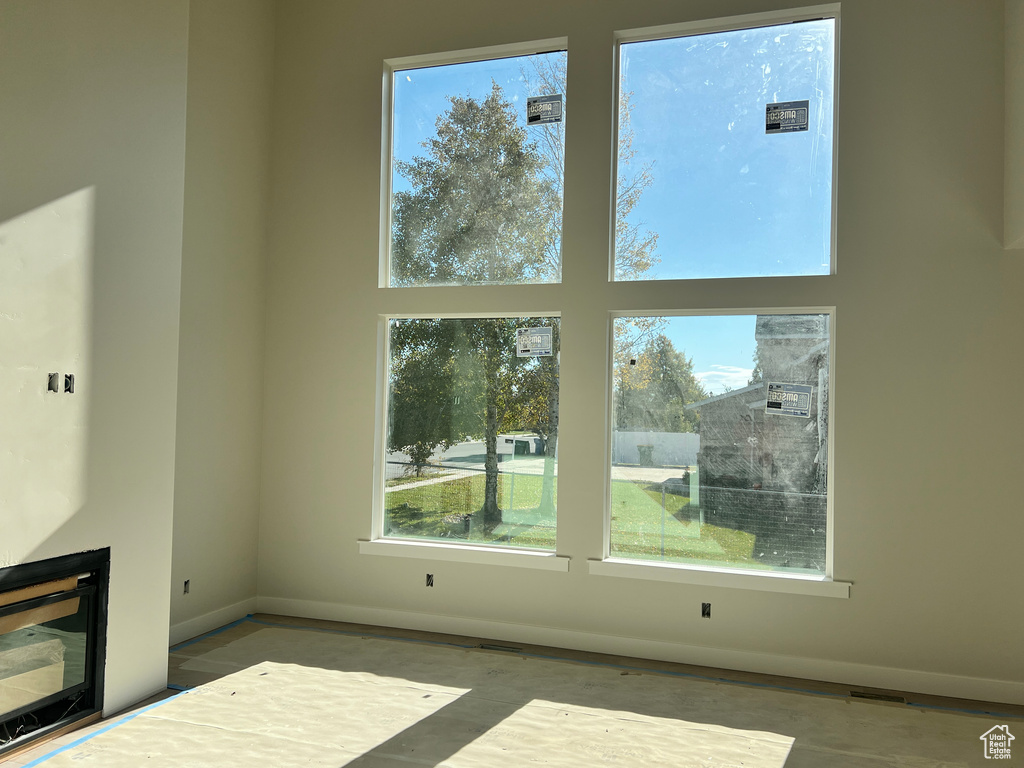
[613,87,660,280]
[387,347,454,475]
[515,323,559,513]
[387,319,480,476]
[458,319,555,528]
[515,57,663,506]
[389,58,662,528]
[389,82,560,529]
[614,334,707,433]
[388,315,557,529]
[521,55,660,280]
[392,82,553,285]
[749,347,763,385]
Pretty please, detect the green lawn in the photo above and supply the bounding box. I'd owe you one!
[609,480,757,567]
[385,471,556,548]
[385,473,758,569]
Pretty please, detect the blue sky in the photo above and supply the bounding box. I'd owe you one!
[390,20,833,393]
[619,19,835,279]
[391,52,564,195]
[392,20,834,280]
[615,315,757,396]
[661,315,757,394]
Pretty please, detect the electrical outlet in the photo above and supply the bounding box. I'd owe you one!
[701,602,711,619]
[183,579,190,595]
[425,573,434,587]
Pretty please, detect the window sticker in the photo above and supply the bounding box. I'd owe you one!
[765,100,809,134]
[527,94,563,124]
[517,326,553,357]
[765,382,813,417]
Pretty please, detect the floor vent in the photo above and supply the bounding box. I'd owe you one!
[849,691,906,704]
[478,644,522,653]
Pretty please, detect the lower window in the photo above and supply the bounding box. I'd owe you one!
[383,316,559,549]
[610,312,831,575]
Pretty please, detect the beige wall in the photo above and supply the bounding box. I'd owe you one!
[1007,0,1024,248]
[2,0,1020,718]
[0,0,189,714]
[170,0,275,644]
[258,0,1024,703]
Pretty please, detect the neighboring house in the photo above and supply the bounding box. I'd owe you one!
[685,315,830,570]
[685,382,766,487]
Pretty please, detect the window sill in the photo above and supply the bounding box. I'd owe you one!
[588,558,850,598]
[359,539,571,572]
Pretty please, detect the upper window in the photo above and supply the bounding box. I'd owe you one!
[614,15,837,280]
[384,46,567,286]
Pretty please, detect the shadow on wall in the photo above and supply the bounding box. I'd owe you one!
[0,188,94,566]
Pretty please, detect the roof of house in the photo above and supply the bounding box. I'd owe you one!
[684,382,763,411]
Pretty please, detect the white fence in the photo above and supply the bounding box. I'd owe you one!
[612,431,700,467]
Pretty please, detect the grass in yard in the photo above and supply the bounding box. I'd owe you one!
[386,469,448,487]
[610,480,757,567]
[385,471,556,549]
[385,473,762,569]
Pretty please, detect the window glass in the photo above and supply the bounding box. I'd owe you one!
[610,313,830,574]
[389,51,567,286]
[615,18,835,280]
[385,317,559,548]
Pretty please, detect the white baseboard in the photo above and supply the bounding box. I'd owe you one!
[256,595,1024,706]
[169,598,257,647]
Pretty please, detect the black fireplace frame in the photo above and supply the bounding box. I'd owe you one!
[0,548,109,756]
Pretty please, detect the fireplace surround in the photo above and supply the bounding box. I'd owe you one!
[0,548,109,757]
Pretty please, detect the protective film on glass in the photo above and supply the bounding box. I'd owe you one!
[615,19,835,280]
[610,313,830,574]
[389,51,567,286]
[385,317,559,548]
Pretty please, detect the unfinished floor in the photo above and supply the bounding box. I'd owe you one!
[4,614,1022,767]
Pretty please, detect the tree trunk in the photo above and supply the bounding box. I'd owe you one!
[412,443,432,477]
[482,396,501,529]
[539,430,557,513]
[539,364,558,513]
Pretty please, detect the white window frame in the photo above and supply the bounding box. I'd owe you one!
[370,38,569,569]
[596,307,847,597]
[590,6,847,597]
[379,37,569,289]
[365,15,847,593]
[610,4,842,281]
[364,311,570,572]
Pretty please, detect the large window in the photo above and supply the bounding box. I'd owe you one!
[383,317,559,550]
[602,7,839,586]
[384,46,567,286]
[375,41,567,555]
[372,13,843,591]
[610,313,832,576]
[614,15,836,280]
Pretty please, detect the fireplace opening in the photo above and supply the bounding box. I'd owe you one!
[0,549,109,757]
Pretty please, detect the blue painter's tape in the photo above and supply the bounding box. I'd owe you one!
[169,614,255,651]
[20,692,186,767]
